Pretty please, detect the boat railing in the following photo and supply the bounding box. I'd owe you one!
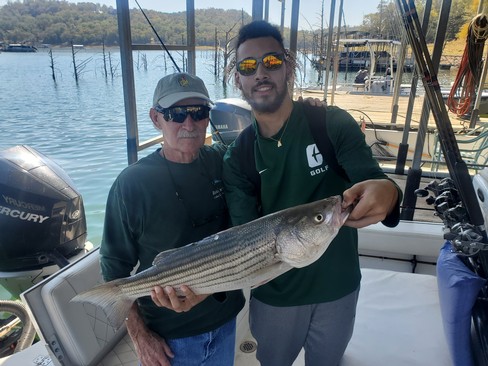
[431,123,488,172]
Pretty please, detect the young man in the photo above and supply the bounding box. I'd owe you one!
[223,21,401,366]
[100,72,245,366]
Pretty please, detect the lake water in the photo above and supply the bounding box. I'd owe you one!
[0,49,245,247]
[0,48,456,299]
[0,49,376,243]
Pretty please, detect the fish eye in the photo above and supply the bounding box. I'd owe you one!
[314,213,324,223]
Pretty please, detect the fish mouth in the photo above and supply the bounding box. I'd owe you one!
[330,197,350,227]
[340,204,352,225]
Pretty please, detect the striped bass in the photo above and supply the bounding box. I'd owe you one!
[72,195,349,328]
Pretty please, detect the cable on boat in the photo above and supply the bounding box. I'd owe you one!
[347,109,392,156]
[447,13,488,117]
[346,109,433,160]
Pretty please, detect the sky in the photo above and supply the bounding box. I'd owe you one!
[129,0,383,28]
[0,0,382,28]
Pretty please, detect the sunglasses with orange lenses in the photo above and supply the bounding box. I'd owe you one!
[236,52,284,76]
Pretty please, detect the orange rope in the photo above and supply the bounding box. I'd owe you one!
[447,14,488,117]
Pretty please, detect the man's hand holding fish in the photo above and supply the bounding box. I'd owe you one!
[151,285,208,313]
[342,179,399,228]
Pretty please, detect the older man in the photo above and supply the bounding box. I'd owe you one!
[100,72,245,366]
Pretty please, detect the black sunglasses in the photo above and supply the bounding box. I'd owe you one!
[155,105,210,123]
[236,52,284,76]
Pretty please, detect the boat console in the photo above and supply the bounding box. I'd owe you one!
[19,248,129,366]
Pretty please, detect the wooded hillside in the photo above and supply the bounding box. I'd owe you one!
[0,0,473,51]
[0,0,252,46]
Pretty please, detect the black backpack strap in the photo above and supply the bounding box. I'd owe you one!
[302,102,350,182]
[233,102,349,210]
[234,124,261,199]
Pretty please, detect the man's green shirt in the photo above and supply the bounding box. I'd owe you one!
[224,102,397,306]
[101,145,245,339]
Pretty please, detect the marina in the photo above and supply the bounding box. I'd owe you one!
[311,39,415,72]
[1,0,488,365]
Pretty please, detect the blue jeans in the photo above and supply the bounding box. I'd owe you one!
[165,318,236,366]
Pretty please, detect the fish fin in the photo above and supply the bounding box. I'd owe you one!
[152,247,181,265]
[248,263,292,289]
[152,240,202,266]
[71,281,133,329]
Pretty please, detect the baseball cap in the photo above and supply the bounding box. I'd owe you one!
[153,72,212,108]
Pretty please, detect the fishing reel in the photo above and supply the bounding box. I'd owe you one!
[415,178,488,256]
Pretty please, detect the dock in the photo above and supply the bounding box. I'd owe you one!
[297,89,486,130]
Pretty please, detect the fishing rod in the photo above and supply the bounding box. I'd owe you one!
[134,0,181,72]
[395,0,488,268]
[394,0,432,177]
[133,0,226,145]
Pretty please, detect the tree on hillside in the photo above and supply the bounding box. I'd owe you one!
[2,0,469,51]
[456,0,482,40]
[359,0,470,42]
[422,0,469,42]
[0,0,252,47]
[360,1,402,39]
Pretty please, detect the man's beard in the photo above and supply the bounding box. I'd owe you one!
[241,80,288,114]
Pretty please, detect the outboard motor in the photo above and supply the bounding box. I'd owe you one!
[210,98,252,145]
[0,145,88,296]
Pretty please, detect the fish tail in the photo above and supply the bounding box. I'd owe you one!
[71,281,133,329]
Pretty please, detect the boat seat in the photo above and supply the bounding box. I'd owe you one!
[352,83,365,91]
[357,220,444,273]
[21,248,134,366]
[8,247,457,366]
[340,268,452,365]
[235,268,452,366]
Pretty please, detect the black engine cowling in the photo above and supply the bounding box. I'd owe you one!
[0,145,87,272]
[210,98,252,145]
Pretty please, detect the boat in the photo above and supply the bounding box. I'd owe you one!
[0,0,487,365]
[3,44,37,53]
[311,39,414,73]
[440,63,452,70]
[0,143,457,366]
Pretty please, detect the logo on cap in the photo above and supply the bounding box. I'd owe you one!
[178,76,189,87]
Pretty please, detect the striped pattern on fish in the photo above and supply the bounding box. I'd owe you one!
[72,195,349,328]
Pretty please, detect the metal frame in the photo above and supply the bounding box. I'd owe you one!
[116,0,196,164]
